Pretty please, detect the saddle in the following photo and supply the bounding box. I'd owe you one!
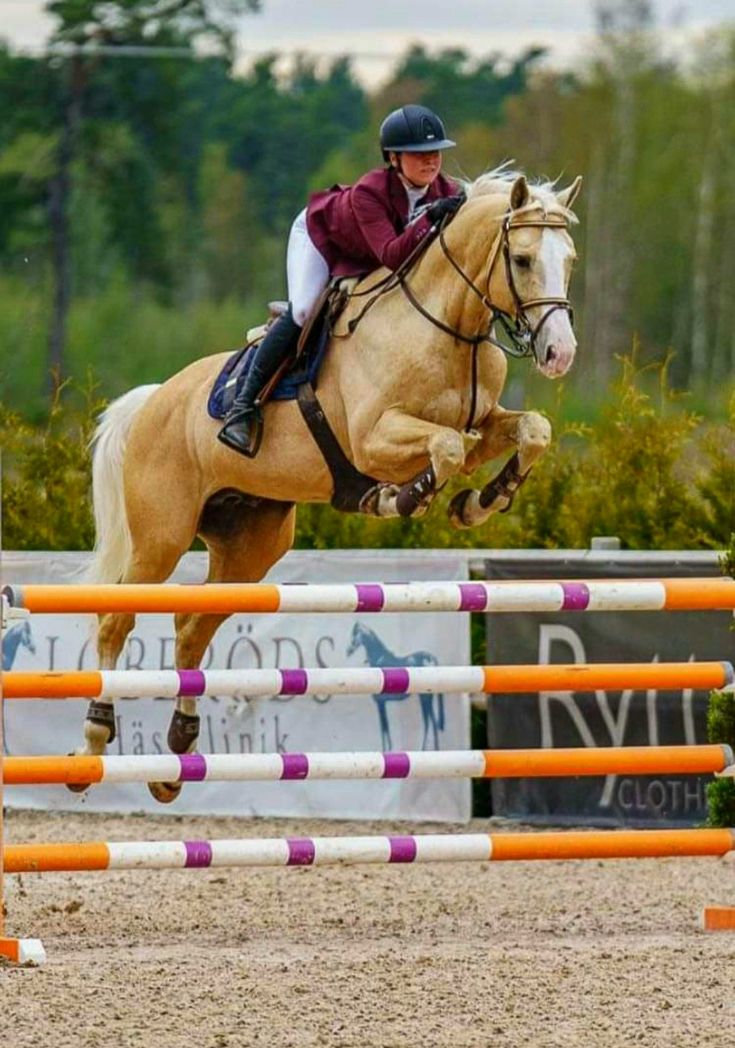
[247,278,358,406]
[208,276,383,515]
[207,278,357,421]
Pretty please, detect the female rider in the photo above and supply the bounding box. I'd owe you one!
[218,104,464,457]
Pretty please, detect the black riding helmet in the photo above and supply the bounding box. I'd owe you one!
[379,104,456,161]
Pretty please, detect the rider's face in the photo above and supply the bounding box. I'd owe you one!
[395,150,442,187]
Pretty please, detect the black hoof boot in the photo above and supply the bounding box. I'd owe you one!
[396,465,437,517]
[67,701,117,793]
[148,711,201,805]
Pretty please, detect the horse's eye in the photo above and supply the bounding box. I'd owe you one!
[513,255,531,269]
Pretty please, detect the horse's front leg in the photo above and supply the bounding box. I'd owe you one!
[355,408,480,519]
[448,407,551,529]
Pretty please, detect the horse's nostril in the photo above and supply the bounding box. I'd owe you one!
[546,346,557,363]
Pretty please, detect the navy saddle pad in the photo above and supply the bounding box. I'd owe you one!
[207,323,330,420]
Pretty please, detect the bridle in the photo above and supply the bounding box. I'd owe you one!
[415,204,574,363]
[340,199,574,431]
[344,201,574,366]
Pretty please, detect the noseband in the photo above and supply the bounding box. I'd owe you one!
[432,206,574,362]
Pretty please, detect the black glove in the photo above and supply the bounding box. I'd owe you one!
[426,193,465,224]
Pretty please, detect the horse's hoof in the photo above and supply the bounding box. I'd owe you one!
[65,751,92,793]
[148,780,182,804]
[448,489,474,529]
[359,483,399,517]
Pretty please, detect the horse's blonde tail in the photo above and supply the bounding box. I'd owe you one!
[86,385,160,584]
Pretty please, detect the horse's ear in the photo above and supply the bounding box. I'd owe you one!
[556,175,583,210]
[510,175,529,210]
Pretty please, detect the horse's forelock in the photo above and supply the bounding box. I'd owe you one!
[464,167,578,223]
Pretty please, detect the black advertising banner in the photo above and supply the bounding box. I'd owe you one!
[484,555,731,827]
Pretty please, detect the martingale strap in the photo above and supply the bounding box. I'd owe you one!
[398,275,491,346]
[344,206,574,365]
[306,201,573,470]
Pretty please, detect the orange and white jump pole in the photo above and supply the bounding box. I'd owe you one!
[2,744,732,787]
[4,828,734,874]
[4,576,735,615]
[2,660,733,700]
[0,609,45,965]
[703,907,735,931]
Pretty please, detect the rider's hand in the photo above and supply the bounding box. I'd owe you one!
[426,194,465,224]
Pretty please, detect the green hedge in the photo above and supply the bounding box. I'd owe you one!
[706,688,735,828]
[3,354,733,553]
[1,380,99,551]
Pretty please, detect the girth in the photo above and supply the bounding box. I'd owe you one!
[296,382,380,513]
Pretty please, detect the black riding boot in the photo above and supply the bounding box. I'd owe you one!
[218,308,302,457]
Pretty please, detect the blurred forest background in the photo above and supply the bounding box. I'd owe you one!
[2,0,734,418]
[0,0,734,553]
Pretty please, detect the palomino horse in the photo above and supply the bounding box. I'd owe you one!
[346,622,445,751]
[79,170,582,801]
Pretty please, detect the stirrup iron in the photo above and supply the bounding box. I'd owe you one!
[218,403,264,458]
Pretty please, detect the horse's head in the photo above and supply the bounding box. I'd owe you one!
[462,171,582,379]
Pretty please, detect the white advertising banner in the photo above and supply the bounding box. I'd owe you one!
[2,550,471,821]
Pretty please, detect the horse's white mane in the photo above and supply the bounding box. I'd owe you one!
[463,164,579,222]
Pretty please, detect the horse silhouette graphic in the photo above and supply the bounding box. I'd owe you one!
[2,620,36,670]
[346,622,445,751]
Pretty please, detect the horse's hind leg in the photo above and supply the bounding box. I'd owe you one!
[69,538,189,790]
[148,498,296,804]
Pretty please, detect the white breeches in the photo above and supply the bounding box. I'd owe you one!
[286,208,330,327]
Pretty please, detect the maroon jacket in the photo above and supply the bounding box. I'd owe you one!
[306,167,459,278]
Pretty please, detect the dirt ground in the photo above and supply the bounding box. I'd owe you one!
[1,808,733,1048]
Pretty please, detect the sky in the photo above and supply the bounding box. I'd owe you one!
[2,0,733,83]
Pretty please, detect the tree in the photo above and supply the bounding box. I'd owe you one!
[227,56,367,232]
[0,46,59,264]
[42,0,259,391]
[375,45,546,133]
[46,0,260,55]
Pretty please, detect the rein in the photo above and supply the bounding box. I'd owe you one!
[340,200,573,432]
[342,231,436,335]
[418,208,574,362]
[344,204,574,364]
[496,213,575,360]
